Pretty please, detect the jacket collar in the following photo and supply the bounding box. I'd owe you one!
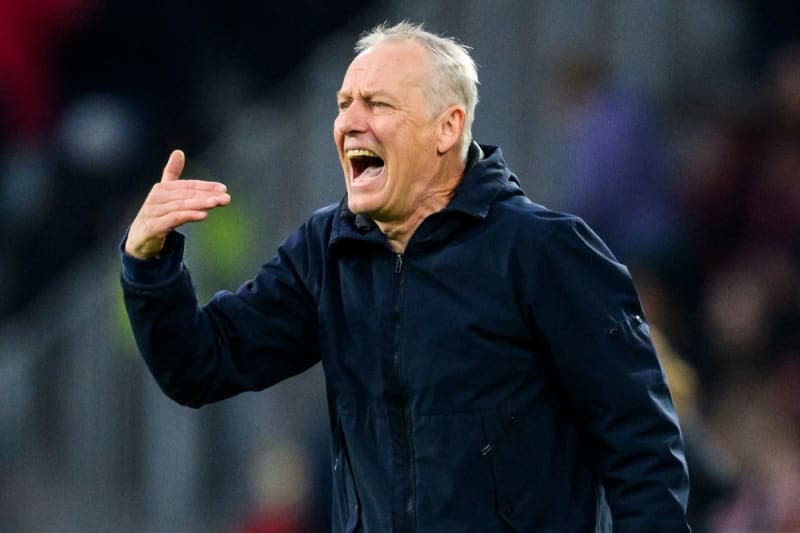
[443,142,520,218]
[329,142,522,252]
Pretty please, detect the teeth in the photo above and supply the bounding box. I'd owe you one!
[346,148,380,158]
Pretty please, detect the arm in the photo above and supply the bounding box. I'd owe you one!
[120,151,320,407]
[531,216,690,532]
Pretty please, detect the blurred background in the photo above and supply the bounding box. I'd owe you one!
[1,0,799,531]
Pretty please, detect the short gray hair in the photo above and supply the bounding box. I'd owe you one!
[356,21,480,159]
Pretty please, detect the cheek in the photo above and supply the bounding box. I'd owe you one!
[332,120,343,145]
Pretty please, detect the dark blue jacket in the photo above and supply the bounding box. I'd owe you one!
[121,144,690,532]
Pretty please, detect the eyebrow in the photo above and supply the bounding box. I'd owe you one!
[336,89,394,102]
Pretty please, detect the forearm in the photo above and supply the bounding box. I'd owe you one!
[591,371,691,532]
[120,229,322,407]
[121,231,223,406]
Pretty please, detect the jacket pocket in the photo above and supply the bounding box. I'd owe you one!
[480,410,546,532]
[333,420,361,533]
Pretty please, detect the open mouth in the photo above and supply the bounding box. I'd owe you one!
[347,149,384,180]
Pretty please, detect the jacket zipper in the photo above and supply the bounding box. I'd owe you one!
[392,252,415,533]
[402,402,415,533]
[393,253,404,373]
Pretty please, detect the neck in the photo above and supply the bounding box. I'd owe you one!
[377,163,466,253]
[376,199,448,253]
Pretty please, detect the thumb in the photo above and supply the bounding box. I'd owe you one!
[161,149,185,182]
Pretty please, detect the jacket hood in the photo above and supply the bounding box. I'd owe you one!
[445,143,524,218]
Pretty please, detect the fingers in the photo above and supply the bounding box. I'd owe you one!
[143,184,231,219]
[151,149,229,218]
[125,189,230,259]
[155,178,228,195]
[161,149,185,182]
[160,149,226,193]
[140,208,210,239]
[124,150,231,259]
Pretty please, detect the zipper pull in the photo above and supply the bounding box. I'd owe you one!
[395,253,404,274]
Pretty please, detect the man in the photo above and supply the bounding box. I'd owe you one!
[121,22,691,532]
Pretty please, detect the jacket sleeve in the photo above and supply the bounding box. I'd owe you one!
[120,227,321,408]
[530,216,691,532]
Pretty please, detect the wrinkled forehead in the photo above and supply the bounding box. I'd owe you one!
[339,41,432,94]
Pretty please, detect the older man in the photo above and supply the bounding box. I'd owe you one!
[121,22,691,532]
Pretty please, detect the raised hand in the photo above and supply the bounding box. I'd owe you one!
[124,150,231,260]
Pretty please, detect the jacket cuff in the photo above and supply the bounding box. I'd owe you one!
[120,230,185,287]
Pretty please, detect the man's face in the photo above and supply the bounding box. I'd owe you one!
[334,40,445,223]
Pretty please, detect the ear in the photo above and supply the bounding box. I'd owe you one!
[436,105,466,155]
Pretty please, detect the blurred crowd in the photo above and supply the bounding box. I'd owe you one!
[672,39,800,530]
[2,2,800,532]
[549,28,800,533]
[0,0,370,320]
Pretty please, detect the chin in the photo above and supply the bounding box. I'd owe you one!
[347,195,385,218]
[347,199,373,216]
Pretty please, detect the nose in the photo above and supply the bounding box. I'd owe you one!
[334,101,368,137]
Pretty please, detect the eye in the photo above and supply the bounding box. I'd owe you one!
[337,99,351,111]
